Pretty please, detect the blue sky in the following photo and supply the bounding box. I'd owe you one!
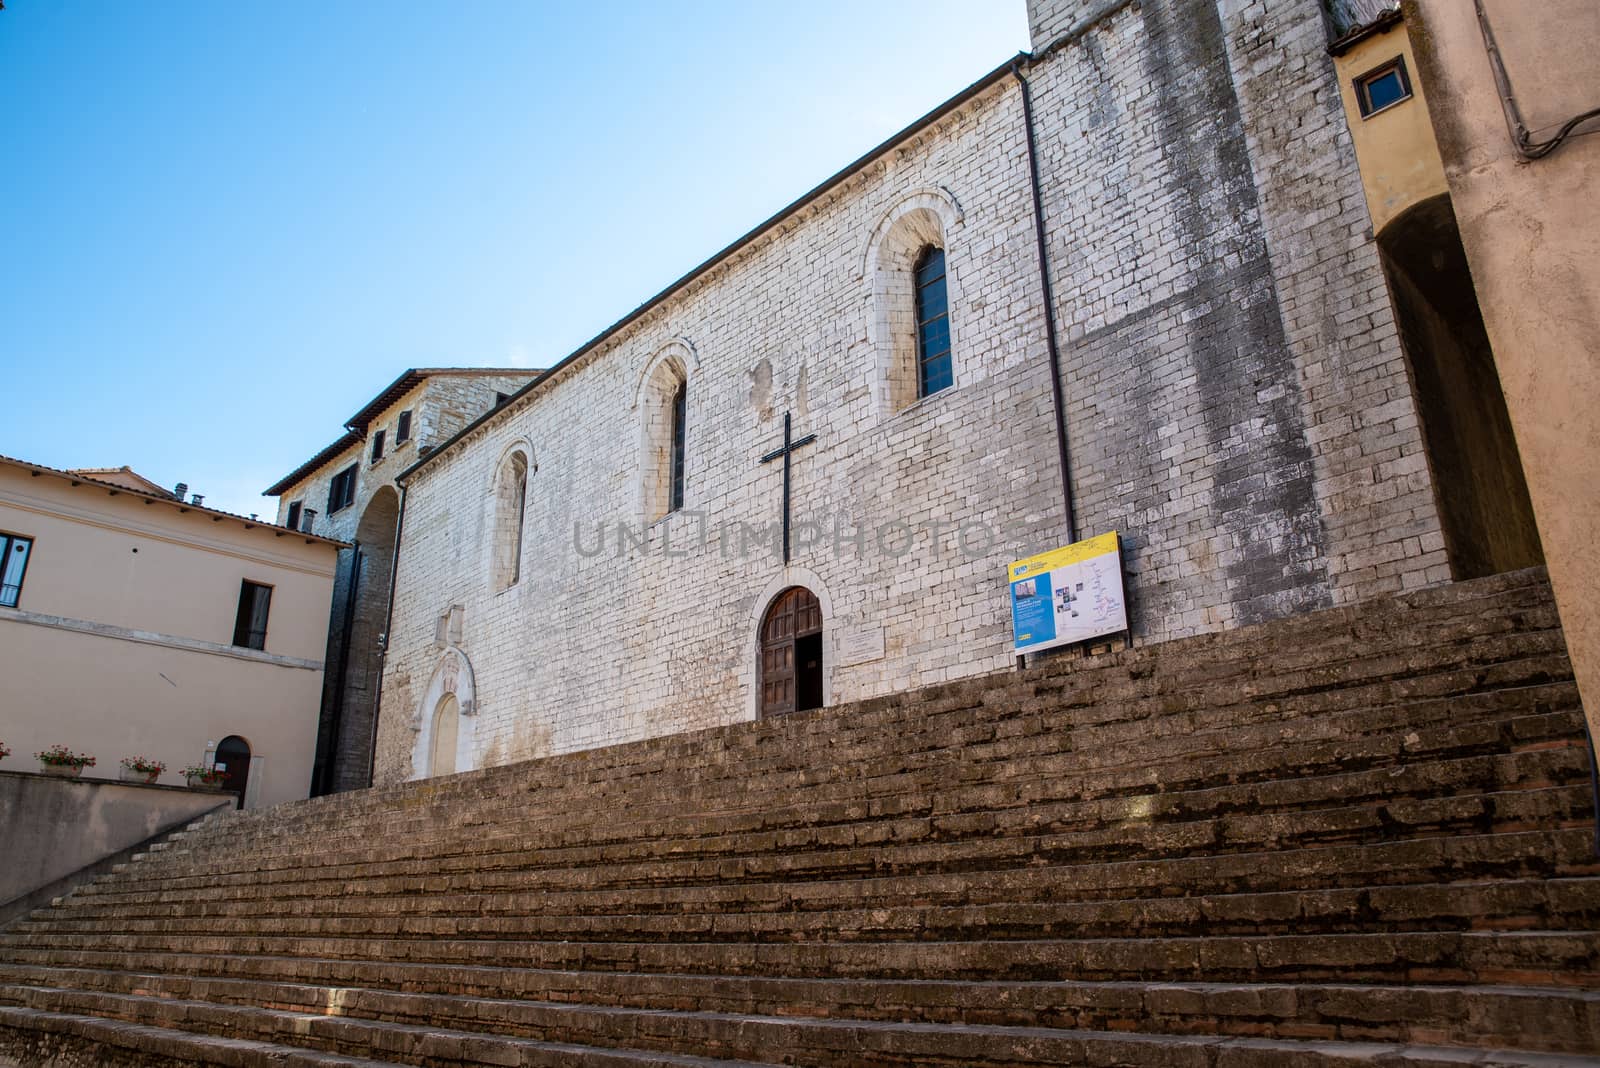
[1,2,1030,517]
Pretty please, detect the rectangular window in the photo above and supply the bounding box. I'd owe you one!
[327,464,358,514]
[396,410,412,444]
[232,580,272,650]
[285,501,302,531]
[0,532,34,608]
[371,429,386,464]
[1356,56,1412,117]
[915,247,952,398]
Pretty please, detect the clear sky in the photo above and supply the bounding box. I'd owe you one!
[1,1,1031,518]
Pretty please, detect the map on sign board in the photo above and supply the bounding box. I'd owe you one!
[1008,531,1128,654]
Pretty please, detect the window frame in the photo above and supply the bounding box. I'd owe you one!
[396,410,412,444]
[0,531,34,609]
[669,380,687,514]
[232,579,273,651]
[1355,55,1413,118]
[914,245,952,400]
[285,501,302,532]
[371,429,386,464]
[327,464,358,514]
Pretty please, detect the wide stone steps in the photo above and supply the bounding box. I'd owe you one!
[1,569,1594,1064]
[3,981,1598,1068]
[7,960,1600,1056]
[155,570,1566,846]
[145,678,1585,873]
[196,635,1577,863]
[64,684,1584,897]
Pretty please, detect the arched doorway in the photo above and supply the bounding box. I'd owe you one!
[430,694,460,777]
[215,735,251,809]
[759,586,823,718]
[1378,194,1543,578]
[313,485,400,796]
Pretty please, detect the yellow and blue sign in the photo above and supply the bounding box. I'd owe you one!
[1009,531,1128,653]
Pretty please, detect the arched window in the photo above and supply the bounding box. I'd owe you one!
[669,380,687,513]
[492,450,528,592]
[914,246,951,398]
[865,193,960,416]
[640,355,689,522]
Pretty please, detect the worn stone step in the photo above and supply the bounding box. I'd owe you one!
[15,877,1600,953]
[6,929,1596,986]
[0,1003,408,1067]
[27,830,1598,944]
[6,959,1598,1055]
[0,998,774,1067]
[4,979,1597,1068]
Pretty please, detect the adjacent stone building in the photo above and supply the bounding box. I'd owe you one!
[264,368,537,793]
[357,0,1555,786]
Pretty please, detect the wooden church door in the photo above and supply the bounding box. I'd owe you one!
[760,586,823,718]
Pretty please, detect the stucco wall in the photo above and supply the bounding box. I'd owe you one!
[0,465,339,808]
[1404,0,1600,734]
[0,771,231,919]
[1331,22,1450,234]
[372,0,1448,785]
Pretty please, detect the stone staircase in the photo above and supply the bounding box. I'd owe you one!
[0,566,1595,1066]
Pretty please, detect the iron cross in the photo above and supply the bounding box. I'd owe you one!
[758,411,817,564]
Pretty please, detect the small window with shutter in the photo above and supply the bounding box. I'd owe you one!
[232,580,272,651]
[285,501,302,531]
[396,410,412,444]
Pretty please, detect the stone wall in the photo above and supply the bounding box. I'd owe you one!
[373,0,1447,784]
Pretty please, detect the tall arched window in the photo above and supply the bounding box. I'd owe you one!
[492,450,528,592]
[640,355,689,522]
[914,246,951,398]
[669,380,687,514]
[865,193,960,416]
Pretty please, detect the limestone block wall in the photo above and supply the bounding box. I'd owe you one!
[373,0,1448,784]
[269,371,534,791]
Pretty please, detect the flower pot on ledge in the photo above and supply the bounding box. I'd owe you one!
[120,767,160,784]
[40,764,83,779]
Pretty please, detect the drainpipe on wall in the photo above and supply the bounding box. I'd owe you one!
[1011,57,1079,545]
[367,483,409,789]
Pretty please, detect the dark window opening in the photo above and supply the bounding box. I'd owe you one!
[915,246,952,398]
[669,381,687,513]
[0,532,33,608]
[327,464,358,514]
[1356,56,1412,117]
[495,391,511,407]
[396,410,412,443]
[232,580,272,650]
[371,429,386,464]
[285,501,302,531]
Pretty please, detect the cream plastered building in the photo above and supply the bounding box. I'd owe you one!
[1398,0,1600,744]
[264,367,537,794]
[0,456,343,809]
[361,0,1566,786]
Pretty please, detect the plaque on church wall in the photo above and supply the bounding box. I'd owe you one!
[837,626,886,666]
[1008,531,1129,654]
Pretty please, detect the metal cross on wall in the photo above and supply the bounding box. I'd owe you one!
[758,411,817,564]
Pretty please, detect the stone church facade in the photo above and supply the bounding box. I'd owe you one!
[372,0,1463,784]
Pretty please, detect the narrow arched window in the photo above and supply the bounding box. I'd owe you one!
[492,450,528,592]
[915,246,951,398]
[669,381,687,514]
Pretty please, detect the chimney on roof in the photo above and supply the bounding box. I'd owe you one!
[190,494,204,506]
[302,509,317,534]
[174,482,188,500]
